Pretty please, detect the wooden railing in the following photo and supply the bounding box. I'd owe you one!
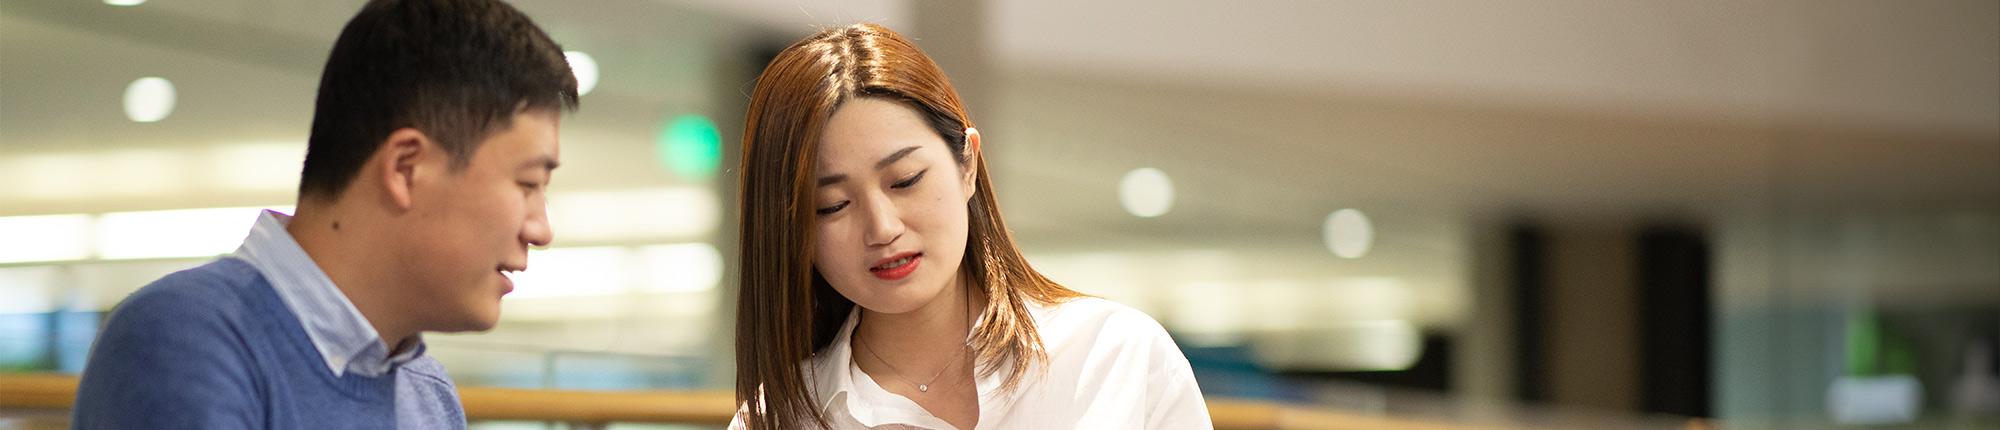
[2,372,1520,429]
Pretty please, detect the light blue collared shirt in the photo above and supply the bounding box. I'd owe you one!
[232,209,424,378]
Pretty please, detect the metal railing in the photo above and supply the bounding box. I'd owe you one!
[2,372,1546,429]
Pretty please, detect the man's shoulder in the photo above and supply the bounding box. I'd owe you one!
[395,355,467,429]
[74,258,284,428]
[108,258,272,332]
[398,354,457,387]
[127,257,264,305]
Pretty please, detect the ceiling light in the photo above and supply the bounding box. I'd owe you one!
[547,187,718,243]
[122,77,175,123]
[95,206,284,260]
[564,51,599,96]
[1119,167,1174,218]
[0,214,94,263]
[1323,208,1374,259]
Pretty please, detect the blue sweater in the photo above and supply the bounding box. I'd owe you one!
[72,258,464,429]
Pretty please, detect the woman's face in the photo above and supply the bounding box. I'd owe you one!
[810,97,977,315]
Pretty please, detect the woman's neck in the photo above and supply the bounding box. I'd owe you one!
[854,271,986,367]
[851,271,986,430]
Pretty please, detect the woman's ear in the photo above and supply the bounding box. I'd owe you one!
[961,127,981,200]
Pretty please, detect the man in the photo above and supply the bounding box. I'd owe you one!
[71,0,577,428]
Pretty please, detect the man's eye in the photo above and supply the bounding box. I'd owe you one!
[891,170,927,189]
[816,201,849,216]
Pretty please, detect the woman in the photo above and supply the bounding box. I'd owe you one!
[733,23,1212,429]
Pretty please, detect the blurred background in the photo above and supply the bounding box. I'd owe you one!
[2,0,1996,428]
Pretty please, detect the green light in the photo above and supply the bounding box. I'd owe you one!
[1846,312,1880,375]
[656,114,722,181]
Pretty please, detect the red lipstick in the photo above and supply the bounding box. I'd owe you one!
[869,252,922,281]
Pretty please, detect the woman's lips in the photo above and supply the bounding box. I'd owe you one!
[869,252,922,281]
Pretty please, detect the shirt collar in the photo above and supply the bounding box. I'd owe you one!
[811,303,1038,429]
[233,209,424,377]
[810,308,860,413]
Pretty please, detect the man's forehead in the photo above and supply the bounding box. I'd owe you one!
[483,113,560,158]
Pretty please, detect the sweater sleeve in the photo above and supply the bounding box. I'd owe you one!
[73,281,262,430]
[397,355,467,430]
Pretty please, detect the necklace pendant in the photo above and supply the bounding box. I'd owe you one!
[919,384,929,392]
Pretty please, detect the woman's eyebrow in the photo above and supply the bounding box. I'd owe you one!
[873,146,921,170]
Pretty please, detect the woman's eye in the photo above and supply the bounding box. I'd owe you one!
[891,170,927,189]
[816,201,849,216]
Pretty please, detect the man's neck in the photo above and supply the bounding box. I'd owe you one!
[286,205,416,352]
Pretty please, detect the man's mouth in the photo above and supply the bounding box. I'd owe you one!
[497,265,525,293]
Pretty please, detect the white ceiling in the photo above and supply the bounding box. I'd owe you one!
[1,0,1994,289]
[987,0,2000,134]
[678,0,1999,132]
[0,0,1994,357]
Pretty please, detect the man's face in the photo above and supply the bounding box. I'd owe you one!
[398,111,559,332]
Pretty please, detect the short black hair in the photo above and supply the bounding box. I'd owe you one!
[299,0,579,199]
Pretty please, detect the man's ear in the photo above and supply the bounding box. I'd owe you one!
[375,128,431,211]
[961,127,981,201]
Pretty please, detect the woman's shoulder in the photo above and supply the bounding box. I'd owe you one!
[1041,296,1157,325]
[1038,296,1179,352]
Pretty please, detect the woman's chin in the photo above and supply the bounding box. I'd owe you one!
[855,290,946,315]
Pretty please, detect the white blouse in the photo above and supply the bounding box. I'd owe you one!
[733,297,1214,429]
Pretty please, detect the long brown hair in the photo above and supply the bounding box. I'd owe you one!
[734,23,1082,428]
